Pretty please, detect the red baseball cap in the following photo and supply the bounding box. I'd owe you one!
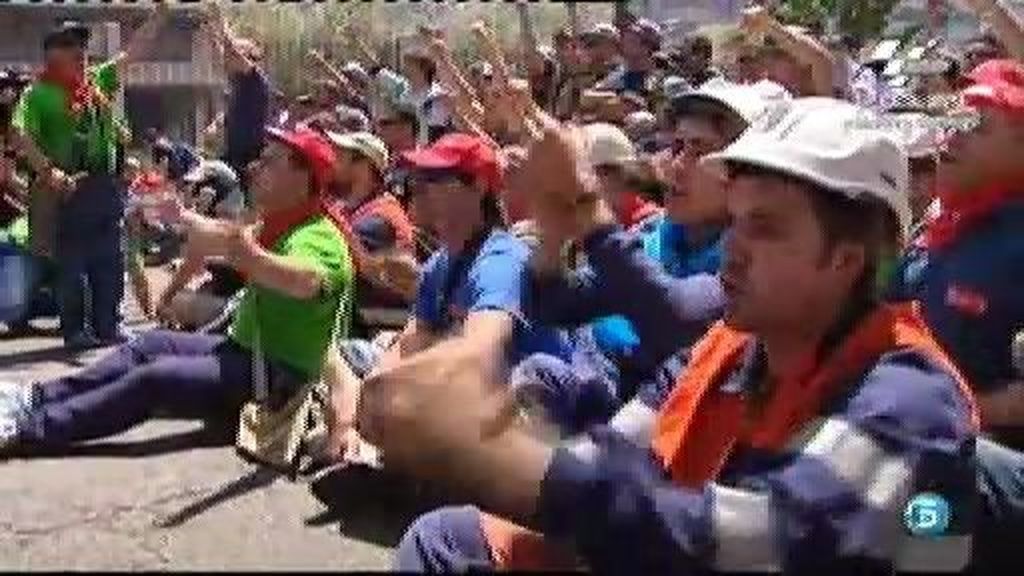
[962,59,1024,117]
[265,126,337,192]
[400,133,502,194]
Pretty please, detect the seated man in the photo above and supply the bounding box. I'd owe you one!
[891,59,1024,450]
[359,99,978,573]
[322,134,573,454]
[0,128,354,454]
[322,130,418,309]
[889,59,1024,567]
[155,159,248,330]
[519,80,790,433]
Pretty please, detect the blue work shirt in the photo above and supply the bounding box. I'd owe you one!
[891,199,1024,447]
[591,215,724,361]
[414,229,572,366]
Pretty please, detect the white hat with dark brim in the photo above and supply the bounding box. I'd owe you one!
[702,97,912,240]
[672,77,792,126]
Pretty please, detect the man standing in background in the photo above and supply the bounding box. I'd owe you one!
[202,2,271,197]
[12,9,167,349]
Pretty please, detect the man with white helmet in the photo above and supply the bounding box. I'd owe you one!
[359,98,977,572]
[515,80,789,435]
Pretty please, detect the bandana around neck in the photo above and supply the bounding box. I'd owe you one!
[921,182,1022,250]
[39,66,106,115]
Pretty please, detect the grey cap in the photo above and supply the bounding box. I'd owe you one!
[335,105,371,132]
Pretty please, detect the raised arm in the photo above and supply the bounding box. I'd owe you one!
[202,2,259,75]
[424,32,486,123]
[109,2,171,75]
[966,0,1024,60]
[471,21,513,92]
[307,49,358,100]
[516,2,546,79]
[348,32,383,73]
[742,6,835,96]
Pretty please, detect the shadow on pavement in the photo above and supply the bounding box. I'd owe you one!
[22,423,235,459]
[0,324,59,341]
[0,344,75,370]
[307,466,452,548]
[155,466,281,528]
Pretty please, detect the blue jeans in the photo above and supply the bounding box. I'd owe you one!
[56,175,125,342]
[19,330,299,448]
[0,243,35,325]
[395,506,494,572]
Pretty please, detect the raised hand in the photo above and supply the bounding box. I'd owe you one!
[519,118,614,245]
[741,5,773,35]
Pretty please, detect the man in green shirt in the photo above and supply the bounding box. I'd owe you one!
[11,12,165,349]
[0,127,355,455]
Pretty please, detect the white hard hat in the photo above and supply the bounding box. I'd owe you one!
[580,123,637,168]
[324,130,390,175]
[703,97,912,240]
[672,78,792,125]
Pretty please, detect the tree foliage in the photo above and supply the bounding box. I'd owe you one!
[777,0,903,42]
[224,3,612,97]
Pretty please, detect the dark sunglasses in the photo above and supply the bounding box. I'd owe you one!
[405,169,472,192]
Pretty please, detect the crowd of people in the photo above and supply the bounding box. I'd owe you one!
[1,0,1024,572]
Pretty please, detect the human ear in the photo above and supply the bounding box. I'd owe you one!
[830,242,867,285]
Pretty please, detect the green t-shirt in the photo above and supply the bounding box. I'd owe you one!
[0,216,30,247]
[12,61,121,175]
[229,215,354,378]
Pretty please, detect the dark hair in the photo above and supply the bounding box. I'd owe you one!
[554,28,575,47]
[669,98,745,141]
[686,35,713,61]
[381,107,421,138]
[151,140,172,166]
[481,192,503,228]
[406,55,436,85]
[0,69,30,131]
[942,57,962,86]
[286,148,317,195]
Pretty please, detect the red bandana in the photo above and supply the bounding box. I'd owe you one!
[921,183,1023,251]
[614,192,661,229]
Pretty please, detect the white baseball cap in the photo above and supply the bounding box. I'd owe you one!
[703,97,912,240]
[672,77,792,125]
[580,123,637,168]
[324,130,390,175]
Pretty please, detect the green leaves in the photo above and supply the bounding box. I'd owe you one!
[779,0,903,43]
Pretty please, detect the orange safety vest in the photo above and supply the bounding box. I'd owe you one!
[652,302,979,488]
[481,303,979,570]
[349,194,415,254]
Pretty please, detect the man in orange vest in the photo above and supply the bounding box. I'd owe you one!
[357,99,979,572]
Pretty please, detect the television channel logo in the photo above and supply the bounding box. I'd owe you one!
[904,492,951,537]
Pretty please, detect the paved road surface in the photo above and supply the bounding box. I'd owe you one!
[0,274,424,571]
